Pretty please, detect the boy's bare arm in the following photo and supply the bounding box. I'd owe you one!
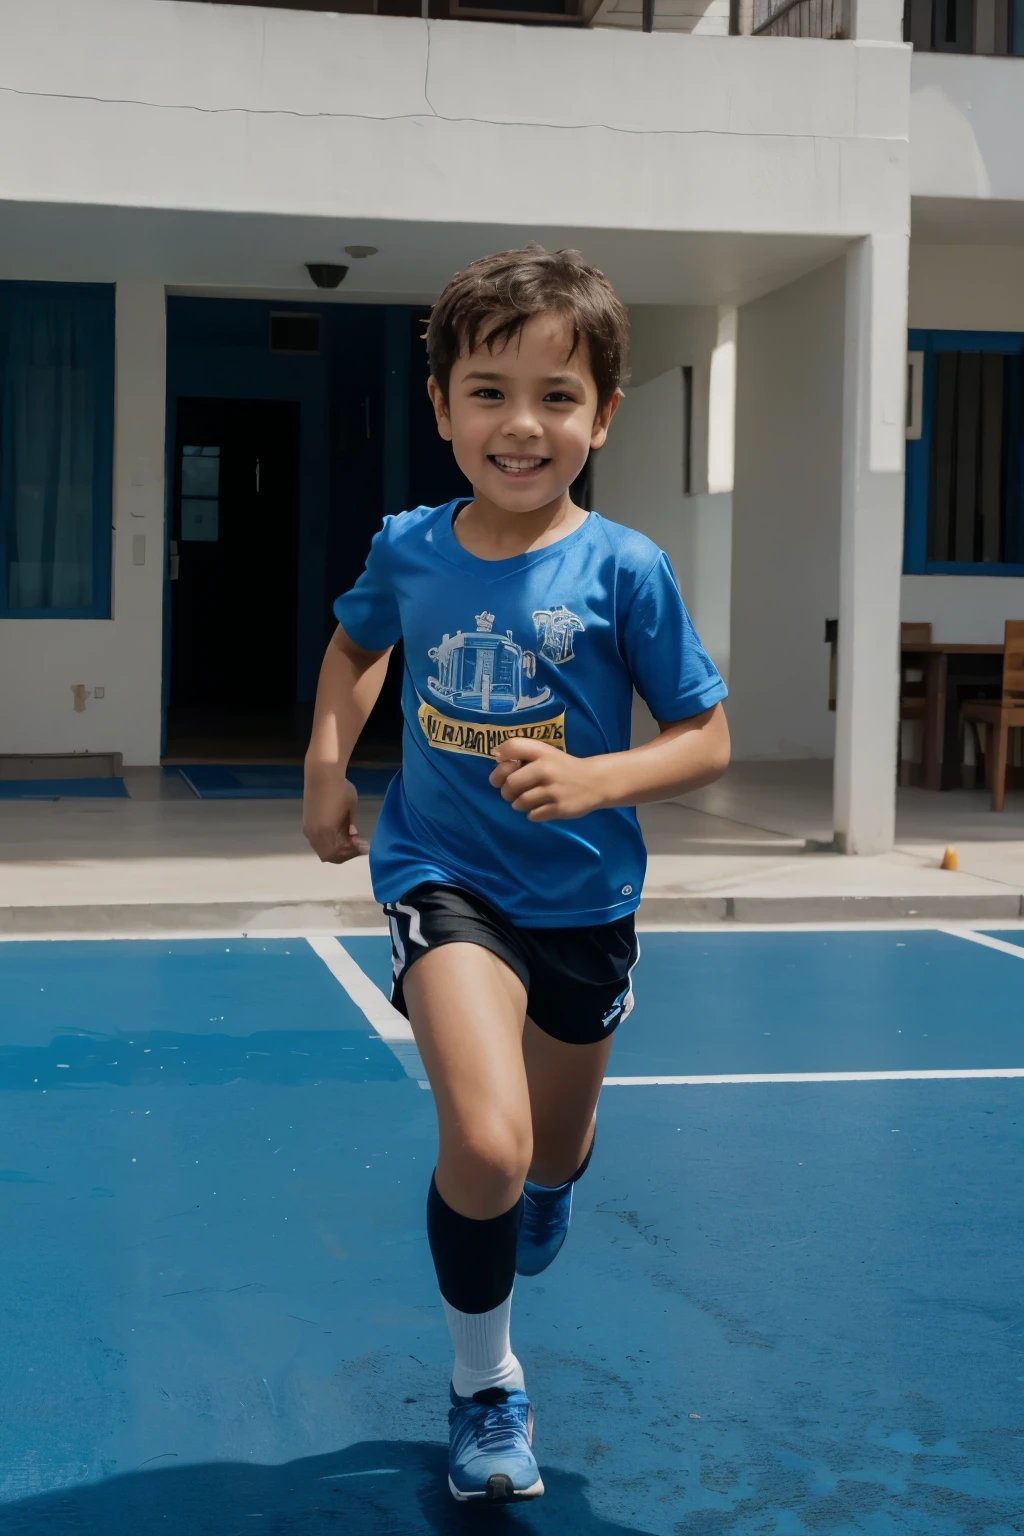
[488,703,730,822]
[303,625,392,862]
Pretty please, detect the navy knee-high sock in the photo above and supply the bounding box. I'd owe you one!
[427,1174,525,1397]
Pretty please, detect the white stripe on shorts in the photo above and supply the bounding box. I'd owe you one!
[393,902,426,948]
[388,914,406,977]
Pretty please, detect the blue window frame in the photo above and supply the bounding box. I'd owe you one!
[905,328,1024,577]
[0,281,115,618]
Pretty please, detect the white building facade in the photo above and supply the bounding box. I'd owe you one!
[0,0,1021,849]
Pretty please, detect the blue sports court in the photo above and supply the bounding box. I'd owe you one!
[1,926,1022,1534]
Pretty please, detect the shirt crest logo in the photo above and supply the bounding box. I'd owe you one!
[532,605,585,665]
[427,610,551,715]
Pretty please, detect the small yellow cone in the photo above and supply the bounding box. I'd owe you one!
[941,846,959,871]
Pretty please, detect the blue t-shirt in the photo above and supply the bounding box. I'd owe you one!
[334,500,726,928]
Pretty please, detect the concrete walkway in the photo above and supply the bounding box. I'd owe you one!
[680,760,1024,917]
[1,763,1022,934]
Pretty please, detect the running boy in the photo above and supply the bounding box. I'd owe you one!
[303,246,730,1504]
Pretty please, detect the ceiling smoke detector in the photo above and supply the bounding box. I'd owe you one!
[344,245,379,259]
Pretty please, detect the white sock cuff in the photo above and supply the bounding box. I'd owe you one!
[444,1294,525,1398]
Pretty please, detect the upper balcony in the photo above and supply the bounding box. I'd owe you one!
[0,0,909,242]
[0,0,911,312]
[174,0,1024,48]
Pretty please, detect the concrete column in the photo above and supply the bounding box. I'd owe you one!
[112,279,167,765]
[833,233,909,854]
[850,0,906,39]
[707,307,737,497]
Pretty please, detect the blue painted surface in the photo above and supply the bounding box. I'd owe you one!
[0,778,128,800]
[985,929,1024,951]
[345,928,1024,1076]
[343,934,395,997]
[0,939,402,1086]
[1,933,1022,1533]
[177,764,305,800]
[176,765,396,800]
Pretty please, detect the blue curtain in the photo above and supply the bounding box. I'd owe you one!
[0,284,114,615]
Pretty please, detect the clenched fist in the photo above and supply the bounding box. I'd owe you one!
[302,770,369,863]
[488,737,612,822]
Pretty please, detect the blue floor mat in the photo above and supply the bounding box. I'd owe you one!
[0,777,128,800]
[176,765,396,799]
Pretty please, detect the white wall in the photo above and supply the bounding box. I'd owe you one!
[616,303,739,695]
[902,577,1024,642]
[729,258,847,761]
[0,282,166,765]
[628,307,718,494]
[591,369,732,744]
[0,1,909,241]
[911,54,1024,202]
[905,241,1024,630]
[684,492,733,680]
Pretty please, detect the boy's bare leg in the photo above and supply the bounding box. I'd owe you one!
[522,1020,612,1187]
[403,943,532,1217]
[403,942,534,1405]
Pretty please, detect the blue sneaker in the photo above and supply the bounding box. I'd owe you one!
[447,1384,544,1502]
[516,1178,573,1276]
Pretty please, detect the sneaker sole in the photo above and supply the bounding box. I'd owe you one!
[448,1473,545,1503]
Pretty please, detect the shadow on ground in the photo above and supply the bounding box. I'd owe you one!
[0,1439,657,1536]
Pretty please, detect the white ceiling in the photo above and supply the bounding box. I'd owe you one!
[0,200,850,309]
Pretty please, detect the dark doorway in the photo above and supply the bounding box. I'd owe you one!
[407,311,472,509]
[347,316,468,763]
[167,398,302,760]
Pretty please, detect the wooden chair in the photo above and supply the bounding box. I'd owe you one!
[961,621,1024,811]
[899,622,932,787]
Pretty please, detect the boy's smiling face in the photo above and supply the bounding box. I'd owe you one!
[428,313,620,515]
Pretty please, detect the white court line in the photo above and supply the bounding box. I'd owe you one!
[305,935,428,1084]
[308,933,1024,1093]
[7,920,1024,945]
[635,919,1024,934]
[307,938,1024,1091]
[940,927,1024,961]
[603,1069,1024,1086]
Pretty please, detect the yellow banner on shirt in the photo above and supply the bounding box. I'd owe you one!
[417,700,566,759]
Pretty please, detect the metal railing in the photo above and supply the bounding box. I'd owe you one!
[186,0,589,20]
[748,0,849,35]
[183,0,849,31]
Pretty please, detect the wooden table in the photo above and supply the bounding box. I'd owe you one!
[902,642,1004,791]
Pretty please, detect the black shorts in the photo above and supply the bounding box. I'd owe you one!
[384,882,639,1047]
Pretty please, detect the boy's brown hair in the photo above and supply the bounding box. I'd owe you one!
[426,245,629,408]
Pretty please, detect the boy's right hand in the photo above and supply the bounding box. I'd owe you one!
[302,771,369,864]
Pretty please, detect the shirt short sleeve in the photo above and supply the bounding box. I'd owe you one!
[333,520,402,651]
[623,553,728,722]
